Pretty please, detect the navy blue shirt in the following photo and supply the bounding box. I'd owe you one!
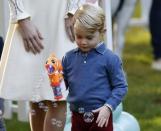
[62,42,128,112]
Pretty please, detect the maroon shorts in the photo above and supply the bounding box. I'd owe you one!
[71,112,113,131]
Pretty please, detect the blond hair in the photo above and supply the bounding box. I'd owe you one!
[74,4,105,34]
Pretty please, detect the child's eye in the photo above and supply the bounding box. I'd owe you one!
[86,36,93,40]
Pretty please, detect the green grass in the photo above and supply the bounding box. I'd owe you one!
[123,27,161,131]
[5,113,30,131]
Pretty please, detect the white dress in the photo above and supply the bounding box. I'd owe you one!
[0,0,85,102]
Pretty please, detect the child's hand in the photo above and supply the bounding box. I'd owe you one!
[92,105,111,127]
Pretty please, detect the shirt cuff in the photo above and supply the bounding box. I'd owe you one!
[104,103,113,112]
[11,13,30,24]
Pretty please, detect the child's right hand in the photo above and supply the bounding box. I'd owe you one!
[92,105,111,127]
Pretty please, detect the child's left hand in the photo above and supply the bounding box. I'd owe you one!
[92,105,111,127]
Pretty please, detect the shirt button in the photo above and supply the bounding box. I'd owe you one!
[84,61,87,63]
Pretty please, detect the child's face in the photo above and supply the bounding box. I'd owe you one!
[74,27,101,52]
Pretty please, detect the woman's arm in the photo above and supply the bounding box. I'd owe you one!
[66,0,97,15]
[66,0,85,15]
[8,0,44,54]
[8,0,30,23]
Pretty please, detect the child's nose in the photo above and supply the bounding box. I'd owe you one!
[81,39,87,45]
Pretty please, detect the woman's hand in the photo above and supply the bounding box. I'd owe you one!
[18,18,44,54]
[64,14,75,42]
[92,105,111,127]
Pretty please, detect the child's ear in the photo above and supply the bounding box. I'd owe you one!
[103,22,106,34]
[99,28,106,35]
[99,32,105,41]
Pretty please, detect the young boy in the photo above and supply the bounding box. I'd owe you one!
[62,4,128,131]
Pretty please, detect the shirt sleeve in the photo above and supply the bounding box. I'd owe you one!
[66,0,87,15]
[106,55,128,110]
[65,0,98,17]
[8,0,30,23]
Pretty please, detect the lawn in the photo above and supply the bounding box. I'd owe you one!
[5,113,30,131]
[123,27,161,131]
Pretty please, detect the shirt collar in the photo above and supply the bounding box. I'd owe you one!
[74,41,106,55]
[95,41,106,55]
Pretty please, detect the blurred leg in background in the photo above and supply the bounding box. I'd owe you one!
[0,36,6,131]
[150,0,161,71]
[111,0,137,57]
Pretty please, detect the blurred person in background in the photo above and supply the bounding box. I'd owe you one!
[111,0,137,57]
[149,0,161,71]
